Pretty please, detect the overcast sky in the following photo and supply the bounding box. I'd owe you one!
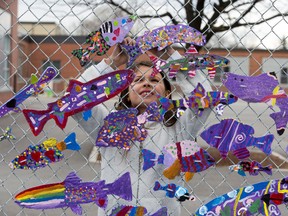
[17,0,288,50]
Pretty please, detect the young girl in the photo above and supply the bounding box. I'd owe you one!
[74,38,212,215]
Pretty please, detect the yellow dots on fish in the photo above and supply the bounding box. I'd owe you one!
[75,85,82,92]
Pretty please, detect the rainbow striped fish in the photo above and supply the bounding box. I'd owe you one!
[72,15,137,66]
[150,46,229,79]
[109,205,167,216]
[121,24,206,66]
[23,69,134,136]
[9,133,80,170]
[194,177,288,216]
[158,83,238,117]
[14,172,132,215]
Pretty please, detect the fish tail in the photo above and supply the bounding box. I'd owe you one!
[71,48,90,67]
[149,207,167,216]
[105,172,132,201]
[270,111,287,135]
[153,181,162,191]
[120,44,141,67]
[22,109,50,136]
[261,165,273,176]
[64,132,80,151]
[252,134,274,155]
[158,96,174,116]
[142,149,161,171]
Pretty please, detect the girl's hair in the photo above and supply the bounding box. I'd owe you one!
[115,61,177,127]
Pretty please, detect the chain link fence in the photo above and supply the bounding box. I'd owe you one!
[1,0,288,215]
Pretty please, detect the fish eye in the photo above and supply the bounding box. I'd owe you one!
[234,77,237,80]
[241,79,244,82]
[229,95,234,98]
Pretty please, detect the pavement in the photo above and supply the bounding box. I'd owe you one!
[1,94,288,215]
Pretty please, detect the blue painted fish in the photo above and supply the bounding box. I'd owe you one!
[15,172,132,215]
[229,160,272,177]
[109,205,167,216]
[72,15,137,66]
[222,72,288,135]
[121,24,206,66]
[149,46,229,79]
[200,119,274,159]
[0,67,57,118]
[157,83,238,117]
[153,181,195,202]
[9,132,80,170]
[0,126,16,142]
[23,69,134,136]
[142,140,215,181]
[194,176,288,216]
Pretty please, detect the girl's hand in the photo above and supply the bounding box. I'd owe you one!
[104,37,136,69]
[148,46,176,60]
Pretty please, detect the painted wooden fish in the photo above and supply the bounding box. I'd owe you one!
[222,72,288,135]
[200,119,274,159]
[0,67,57,118]
[96,101,162,150]
[109,205,167,216]
[157,83,238,117]
[142,140,215,181]
[121,24,206,66]
[229,160,273,176]
[194,176,288,216]
[23,69,134,136]
[72,15,137,66]
[9,132,80,170]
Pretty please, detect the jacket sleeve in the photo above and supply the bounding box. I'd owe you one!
[72,59,114,162]
[168,51,212,140]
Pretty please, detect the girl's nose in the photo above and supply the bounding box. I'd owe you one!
[142,79,152,87]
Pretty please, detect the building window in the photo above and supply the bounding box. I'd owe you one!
[280,67,288,84]
[214,66,230,83]
[42,60,61,79]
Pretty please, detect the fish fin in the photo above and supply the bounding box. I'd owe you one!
[22,109,51,136]
[149,207,167,216]
[270,112,287,135]
[208,68,216,79]
[70,204,82,215]
[142,149,158,171]
[238,170,246,177]
[163,159,181,180]
[149,55,166,77]
[158,96,174,116]
[65,132,81,151]
[64,172,82,186]
[185,45,198,55]
[153,181,161,191]
[146,101,163,122]
[252,134,274,155]
[105,172,132,201]
[30,74,38,85]
[184,172,194,182]
[233,148,250,160]
[120,44,141,67]
[82,109,92,121]
[190,83,206,96]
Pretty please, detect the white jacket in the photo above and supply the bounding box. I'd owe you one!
[74,51,212,215]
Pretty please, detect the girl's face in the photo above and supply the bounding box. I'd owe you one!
[128,65,169,113]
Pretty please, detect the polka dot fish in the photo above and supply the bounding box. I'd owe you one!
[142,140,215,182]
[72,15,137,67]
[23,69,134,136]
[9,132,80,170]
[0,67,57,118]
[14,172,132,215]
[121,24,206,66]
[194,177,288,216]
[96,101,162,150]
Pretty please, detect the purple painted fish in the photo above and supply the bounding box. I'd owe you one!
[157,83,238,117]
[142,140,215,181]
[194,176,288,216]
[149,48,229,79]
[153,181,195,202]
[229,160,273,177]
[222,72,288,135]
[0,67,57,118]
[72,15,137,66]
[121,24,206,66]
[9,132,80,170]
[23,69,134,136]
[200,119,274,159]
[96,101,162,150]
[14,172,132,215]
[109,205,167,216]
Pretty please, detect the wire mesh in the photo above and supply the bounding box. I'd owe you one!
[1,0,288,215]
